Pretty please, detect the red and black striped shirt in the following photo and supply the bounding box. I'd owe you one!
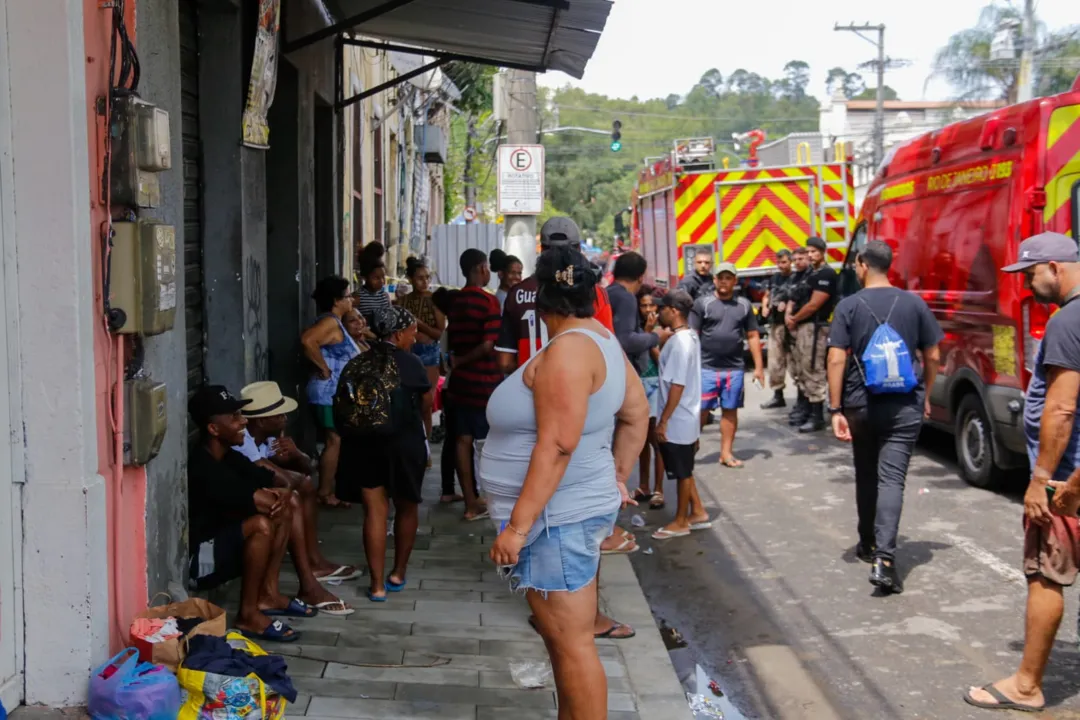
[446,286,503,407]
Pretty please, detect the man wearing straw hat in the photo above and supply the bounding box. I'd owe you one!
[235,381,360,586]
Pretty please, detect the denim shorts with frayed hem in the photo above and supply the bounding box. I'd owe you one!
[499,512,618,595]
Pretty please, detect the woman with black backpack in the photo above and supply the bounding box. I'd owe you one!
[334,306,430,602]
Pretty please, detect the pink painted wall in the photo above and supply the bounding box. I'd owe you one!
[82,0,148,652]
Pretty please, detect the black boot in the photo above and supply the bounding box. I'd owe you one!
[869,559,903,594]
[788,392,809,426]
[760,389,786,409]
[798,402,826,433]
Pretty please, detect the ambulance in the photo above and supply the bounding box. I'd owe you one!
[630,135,857,289]
[843,76,1080,489]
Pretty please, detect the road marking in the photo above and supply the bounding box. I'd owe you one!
[943,533,1026,587]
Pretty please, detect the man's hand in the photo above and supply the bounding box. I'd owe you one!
[273,436,299,461]
[831,412,851,442]
[1024,478,1054,526]
[656,419,668,443]
[317,366,331,380]
[753,367,766,389]
[785,316,796,331]
[254,488,288,518]
[654,326,674,344]
[924,397,932,420]
[1049,481,1080,517]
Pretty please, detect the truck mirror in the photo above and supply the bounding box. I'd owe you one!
[614,212,626,234]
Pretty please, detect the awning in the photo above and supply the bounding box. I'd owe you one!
[285,0,612,80]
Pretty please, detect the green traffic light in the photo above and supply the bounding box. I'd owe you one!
[610,141,622,152]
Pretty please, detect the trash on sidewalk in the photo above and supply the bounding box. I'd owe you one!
[630,514,646,528]
[89,648,181,720]
[643,546,654,555]
[918,488,929,495]
[508,659,553,689]
[687,692,724,718]
[709,679,723,696]
[659,622,687,650]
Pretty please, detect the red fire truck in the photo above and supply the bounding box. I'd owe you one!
[842,77,1080,488]
[630,135,856,289]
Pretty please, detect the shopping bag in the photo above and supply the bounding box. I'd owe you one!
[176,633,287,720]
[130,596,227,672]
[88,648,181,720]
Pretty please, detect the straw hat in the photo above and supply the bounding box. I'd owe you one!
[239,381,299,418]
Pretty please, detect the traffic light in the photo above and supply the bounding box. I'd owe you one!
[610,119,622,152]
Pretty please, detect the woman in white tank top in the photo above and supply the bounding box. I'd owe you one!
[484,245,649,720]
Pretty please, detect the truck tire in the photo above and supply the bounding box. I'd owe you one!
[954,393,1006,490]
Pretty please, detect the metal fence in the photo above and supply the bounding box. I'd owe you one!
[430,223,504,290]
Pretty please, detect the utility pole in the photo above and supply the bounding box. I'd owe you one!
[1016,0,1036,102]
[463,115,476,215]
[504,69,538,275]
[835,22,886,168]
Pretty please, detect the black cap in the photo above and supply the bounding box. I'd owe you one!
[1003,232,1080,272]
[660,289,695,316]
[540,217,582,248]
[188,385,251,427]
[806,236,827,252]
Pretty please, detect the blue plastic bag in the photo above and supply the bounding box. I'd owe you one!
[88,648,180,720]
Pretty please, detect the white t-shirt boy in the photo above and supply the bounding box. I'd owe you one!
[658,328,702,445]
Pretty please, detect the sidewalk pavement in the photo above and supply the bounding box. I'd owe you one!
[225,452,693,720]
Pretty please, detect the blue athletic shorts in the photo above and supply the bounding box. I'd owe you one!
[701,368,745,411]
[499,512,617,594]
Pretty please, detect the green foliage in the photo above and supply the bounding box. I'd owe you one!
[853,86,900,101]
[932,3,1080,102]
[826,67,866,99]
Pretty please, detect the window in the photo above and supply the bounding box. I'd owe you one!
[373,125,384,243]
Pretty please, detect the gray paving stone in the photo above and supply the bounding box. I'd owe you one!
[304,698,477,720]
[323,662,479,686]
[285,694,310,716]
[281,655,328,678]
[277,644,406,666]
[476,709,640,720]
[401,650,630,675]
[291,676,396,700]
[393,683,557,709]
[411,622,543,643]
[479,671,631,692]
[289,614,414,637]
[418,578,507,592]
[303,633,480,655]
[479,639,622,661]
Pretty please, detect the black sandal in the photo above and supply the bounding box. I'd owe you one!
[962,685,1042,712]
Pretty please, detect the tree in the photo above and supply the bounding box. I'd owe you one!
[854,86,900,101]
[932,3,1080,102]
[696,68,724,98]
[780,60,811,101]
[826,66,865,99]
[664,93,681,110]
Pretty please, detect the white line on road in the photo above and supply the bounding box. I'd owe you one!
[943,533,1026,587]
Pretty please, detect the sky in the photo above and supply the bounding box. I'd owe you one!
[539,0,1076,104]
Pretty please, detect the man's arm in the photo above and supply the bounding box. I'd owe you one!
[760,288,771,318]
[1034,366,1080,485]
[255,458,308,489]
[790,290,830,324]
[827,347,847,410]
[611,288,659,355]
[455,296,501,368]
[748,331,764,375]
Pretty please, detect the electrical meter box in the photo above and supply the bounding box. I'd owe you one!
[124,377,167,466]
[111,220,177,335]
[110,96,171,208]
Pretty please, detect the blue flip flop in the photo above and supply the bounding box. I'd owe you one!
[368,589,388,603]
[385,575,406,593]
[241,619,300,643]
[264,598,317,618]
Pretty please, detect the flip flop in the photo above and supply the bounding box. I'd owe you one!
[601,537,639,555]
[316,565,361,583]
[652,528,691,540]
[464,509,490,522]
[317,494,352,509]
[386,575,407,592]
[367,590,388,603]
[631,488,653,503]
[720,457,744,468]
[690,520,713,531]
[241,619,300,644]
[313,600,355,617]
[649,492,666,510]
[962,685,1043,712]
[263,598,317,618]
[595,622,636,640]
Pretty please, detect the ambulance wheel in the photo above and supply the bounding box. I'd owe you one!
[954,393,1005,490]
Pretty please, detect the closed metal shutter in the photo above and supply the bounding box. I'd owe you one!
[179,0,204,434]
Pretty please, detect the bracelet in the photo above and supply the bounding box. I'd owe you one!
[506,523,528,538]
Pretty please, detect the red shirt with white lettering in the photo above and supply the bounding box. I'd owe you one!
[495,276,614,364]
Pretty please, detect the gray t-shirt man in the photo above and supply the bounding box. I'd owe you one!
[689,294,759,371]
[1023,298,1080,480]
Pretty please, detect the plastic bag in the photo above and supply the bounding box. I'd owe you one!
[88,648,181,720]
[176,633,287,720]
[508,660,553,689]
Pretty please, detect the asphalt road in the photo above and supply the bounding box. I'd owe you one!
[626,384,1080,720]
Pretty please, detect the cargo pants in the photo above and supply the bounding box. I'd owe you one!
[766,323,793,391]
[792,322,830,403]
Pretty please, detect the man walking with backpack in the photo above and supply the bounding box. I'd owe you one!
[826,241,943,593]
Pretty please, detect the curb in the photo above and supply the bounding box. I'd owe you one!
[599,554,695,719]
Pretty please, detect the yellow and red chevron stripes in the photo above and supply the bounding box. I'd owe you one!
[673,165,854,275]
[1045,105,1080,235]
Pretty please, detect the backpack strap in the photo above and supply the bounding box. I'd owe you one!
[857,295,899,328]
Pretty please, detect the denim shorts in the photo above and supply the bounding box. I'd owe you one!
[500,512,618,594]
[413,341,441,367]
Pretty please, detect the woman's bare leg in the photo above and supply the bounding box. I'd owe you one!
[390,499,419,584]
[317,429,348,506]
[362,486,390,599]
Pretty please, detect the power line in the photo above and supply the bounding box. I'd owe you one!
[552,104,823,123]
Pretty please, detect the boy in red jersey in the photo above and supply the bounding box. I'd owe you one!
[494,217,636,640]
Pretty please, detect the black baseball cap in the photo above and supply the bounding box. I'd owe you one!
[660,288,695,316]
[188,385,251,427]
[1003,232,1080,272]
[806,236,827,251]
[540,217,582,248]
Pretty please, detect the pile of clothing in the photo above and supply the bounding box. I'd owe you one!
[183,635,297,702]
[130,615,209,645]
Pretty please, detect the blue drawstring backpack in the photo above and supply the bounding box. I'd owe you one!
[858,296,918,394]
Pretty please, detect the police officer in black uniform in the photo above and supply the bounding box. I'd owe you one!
[786,237,839,433]
[759,249,795,409]
[784,247,811,425]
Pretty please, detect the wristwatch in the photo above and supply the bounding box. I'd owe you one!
[827,406,843,415]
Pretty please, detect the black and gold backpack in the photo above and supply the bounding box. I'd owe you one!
[333,344,400,436]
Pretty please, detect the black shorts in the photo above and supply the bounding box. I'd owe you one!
[189,522,246,591]
[453,405,490,440]
[659,442,696,480]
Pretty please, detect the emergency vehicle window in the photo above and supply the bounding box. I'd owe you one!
[846,223,868,268]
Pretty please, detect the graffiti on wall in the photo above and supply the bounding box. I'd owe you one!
[245,255,268,379]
